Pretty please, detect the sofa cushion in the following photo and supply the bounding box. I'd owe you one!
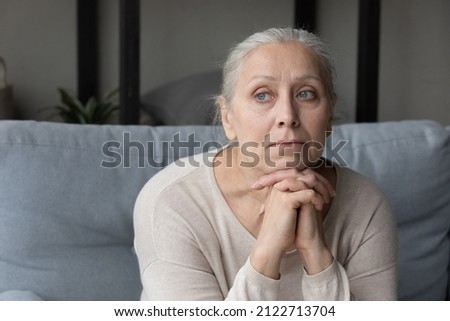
[324,120,450,300]
[0,290,43,301]
[0,120,226,300]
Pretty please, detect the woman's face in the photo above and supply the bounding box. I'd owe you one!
[221,42,334,173]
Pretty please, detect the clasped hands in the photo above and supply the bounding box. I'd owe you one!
[250,168,336,278]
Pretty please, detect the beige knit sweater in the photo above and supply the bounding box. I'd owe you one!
[134,153,397,301]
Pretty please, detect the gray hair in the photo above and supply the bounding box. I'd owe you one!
[218,27,336,107]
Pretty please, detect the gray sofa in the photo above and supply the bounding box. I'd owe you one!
[0,120,449,301]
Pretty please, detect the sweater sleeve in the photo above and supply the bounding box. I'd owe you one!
[134,184,283,300]
[301,259,351,300]
[135,194,223,300]
[225,258,281,300]
[139,257,282,301]
[302,216,397,301]
[343,196,398,300]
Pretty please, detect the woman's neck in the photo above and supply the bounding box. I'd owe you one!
[214,145,268,203]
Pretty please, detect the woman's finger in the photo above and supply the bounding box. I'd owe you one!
[254,169,334,204]
[251,168,298,189]
[272,177,309,192]
[302,168,336,197]
[294,173,332,204]
[289,189,325,212]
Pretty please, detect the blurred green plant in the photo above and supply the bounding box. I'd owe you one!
[53,88,119,124]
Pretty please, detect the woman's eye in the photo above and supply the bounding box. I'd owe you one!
[298,90,316,100]
[255,92,271,102]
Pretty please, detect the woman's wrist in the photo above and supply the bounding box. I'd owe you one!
[250,244,284,280]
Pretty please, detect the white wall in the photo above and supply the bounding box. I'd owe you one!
[1,0,449,124]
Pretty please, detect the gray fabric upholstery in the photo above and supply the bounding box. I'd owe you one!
[141,70,221,125]
[0,121,226,300]
[0,291,43,301]
[0,120,448,300]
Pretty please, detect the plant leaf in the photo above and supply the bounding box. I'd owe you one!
[53,87,120,124]
[54,105,83,123]
[95,102,120,123]
[102,88,119,102]
[57,88,89,123]
[58,88,85,112]
[84,97,98,123]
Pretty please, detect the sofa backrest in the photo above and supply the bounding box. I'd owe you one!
[0,120,449,300]
[0,121,226,300]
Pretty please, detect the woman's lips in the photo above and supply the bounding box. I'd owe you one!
[271,140,304,147]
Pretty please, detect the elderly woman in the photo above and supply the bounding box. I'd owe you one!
[134,27,397,300]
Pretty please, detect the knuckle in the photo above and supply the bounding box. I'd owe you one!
[304,189,316,198]
[302,173,315,182]
[286,177,298,184]
[302,168,313,174]
[288,168,299,174]
[308,174,319,182]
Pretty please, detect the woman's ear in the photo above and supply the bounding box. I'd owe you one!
[218,96,237,141]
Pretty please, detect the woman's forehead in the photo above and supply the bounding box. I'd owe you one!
[240,42,321,79]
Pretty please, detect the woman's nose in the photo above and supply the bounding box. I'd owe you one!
[276,97,300,128]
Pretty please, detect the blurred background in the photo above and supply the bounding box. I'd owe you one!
[0,0,449,125]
